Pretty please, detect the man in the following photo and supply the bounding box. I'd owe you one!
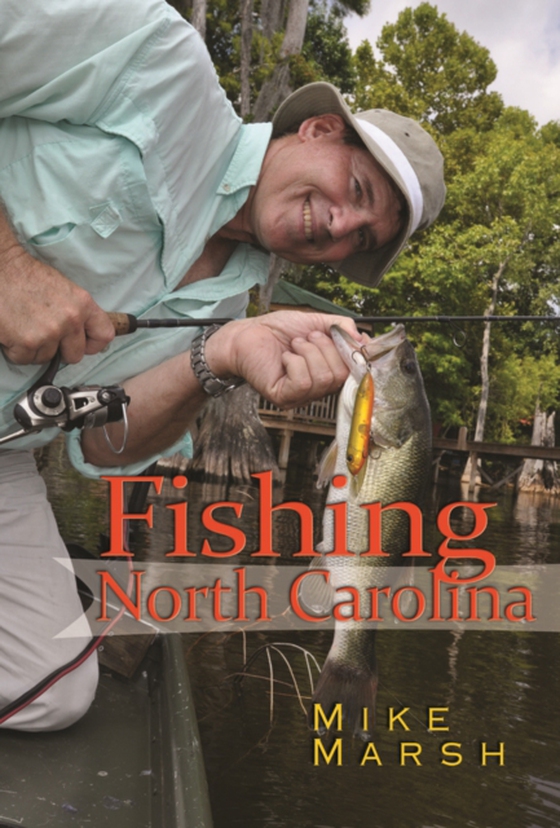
[0,0,444,730]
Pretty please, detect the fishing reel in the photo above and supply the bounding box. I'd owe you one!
[0,351,130,449]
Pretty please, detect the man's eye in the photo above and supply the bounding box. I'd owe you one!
[354,179,362,199]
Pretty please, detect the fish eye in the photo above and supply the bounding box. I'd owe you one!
[401,358,416,375]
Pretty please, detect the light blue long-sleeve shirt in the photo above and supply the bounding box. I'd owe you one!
[0,0,272,476]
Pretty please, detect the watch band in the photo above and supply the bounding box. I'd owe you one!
[190,324,245,397]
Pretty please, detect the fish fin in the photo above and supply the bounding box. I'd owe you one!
[349,461,368,497]
[308,656,378,742]
[316,440,338,488]
[297,554,335,616]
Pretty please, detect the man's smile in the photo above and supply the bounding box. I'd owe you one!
[303,197,314,244]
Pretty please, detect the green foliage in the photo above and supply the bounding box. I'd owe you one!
[203,0,356,114]
[353,3,503,136]
[487,352,560,442]
[540,120,560,148]
[333,0,370,16]
[299,4,355,93]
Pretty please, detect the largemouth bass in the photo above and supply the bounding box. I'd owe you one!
[306,324,432,739]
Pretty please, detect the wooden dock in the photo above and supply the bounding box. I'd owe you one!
[258,400,560,468]
[259,394,338,468]
[433,429,560,461]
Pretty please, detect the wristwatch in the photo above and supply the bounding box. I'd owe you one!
[190,324,245,397]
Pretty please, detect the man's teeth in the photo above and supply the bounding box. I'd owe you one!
[303,199,313,243]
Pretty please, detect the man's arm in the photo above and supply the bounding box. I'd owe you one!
[0,206,115,364]
[0,1,171,363]
[81,312,360,468]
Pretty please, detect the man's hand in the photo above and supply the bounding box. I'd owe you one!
[0,242,115,365]
[83,310,362,468]
[205,311,362,408]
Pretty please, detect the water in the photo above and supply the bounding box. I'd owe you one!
[40,443,560,828]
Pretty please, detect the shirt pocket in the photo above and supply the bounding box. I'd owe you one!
[28,201,122,248]
[29,222,78,246]
[0,118,163,301]
[28,200,124,247]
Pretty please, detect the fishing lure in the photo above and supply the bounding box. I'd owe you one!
[346,371,374,475]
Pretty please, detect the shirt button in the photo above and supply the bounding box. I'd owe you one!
[223,183,230,192]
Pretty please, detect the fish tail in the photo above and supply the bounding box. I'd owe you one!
[308,658,378,741]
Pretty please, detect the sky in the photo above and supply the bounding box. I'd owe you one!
[344,0,560,126]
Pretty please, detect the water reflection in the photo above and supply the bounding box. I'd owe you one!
[513,493,560,564]
[40,449,560,828]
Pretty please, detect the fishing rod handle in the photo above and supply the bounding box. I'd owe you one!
[108,312,138,335]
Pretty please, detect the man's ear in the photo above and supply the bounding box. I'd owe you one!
[297,114,347,141]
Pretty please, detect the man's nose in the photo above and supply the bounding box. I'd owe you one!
[328,207,363,240]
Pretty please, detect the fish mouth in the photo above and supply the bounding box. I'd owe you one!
[330,324,407,375]
[361,325,406,362]
[303,198,314,243]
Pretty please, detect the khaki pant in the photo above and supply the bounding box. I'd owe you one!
[0,450,98,731]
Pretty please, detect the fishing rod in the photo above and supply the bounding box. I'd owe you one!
[3,310,556,447]
[107,313,232,334]
[355,315,560,324]
[108,313,560,329]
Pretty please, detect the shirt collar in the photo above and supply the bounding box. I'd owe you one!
[216,122,272,195]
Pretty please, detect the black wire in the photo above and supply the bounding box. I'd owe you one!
[0,636,103,723]
[0,467,156,725]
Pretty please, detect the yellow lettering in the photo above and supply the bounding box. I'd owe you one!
[312,703,343,732]
[441,742,463,766]
[388,707,410,731]
[362,707,369,734]
[428,707,449,731]
[481,742,505,766]
[314,738,343,766]
[360,742,382,766]
[400,742,422,766]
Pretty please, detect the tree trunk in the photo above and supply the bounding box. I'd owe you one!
[518,406,560,494]
[240,0,254,119]
[260,0,287,39]
[252,0,309,122]
[258,254,286,314]
[187,385,280,483]
[191,0,207,39]
[462,260,507,488]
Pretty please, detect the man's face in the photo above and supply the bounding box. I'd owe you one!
[247,115,403,265]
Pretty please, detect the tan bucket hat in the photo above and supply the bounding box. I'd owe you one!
[272,82,446,287]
